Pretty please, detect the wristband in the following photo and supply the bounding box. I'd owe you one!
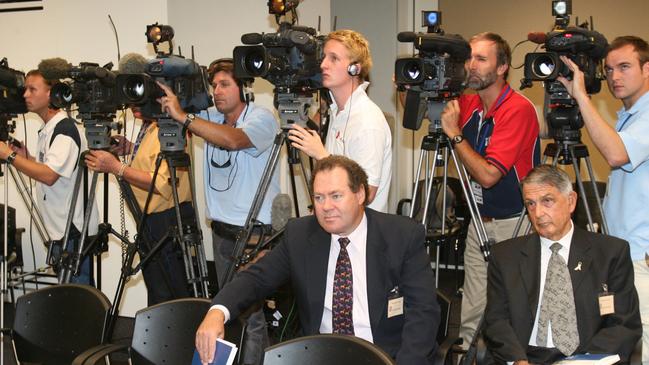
[117,163,127,179]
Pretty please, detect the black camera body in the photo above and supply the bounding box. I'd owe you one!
[523,27,608,97]
[233,22,324,91]
[395,32,469,98]
[50,62,118,117]
[0,58,27,115]
[395,30,470,130]
[116,55,212,120]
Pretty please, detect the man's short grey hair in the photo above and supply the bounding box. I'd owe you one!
[521,165,573,194]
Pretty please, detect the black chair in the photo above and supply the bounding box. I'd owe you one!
[11,284,111,365]
[74,297,241,365]
[263,334,395,365]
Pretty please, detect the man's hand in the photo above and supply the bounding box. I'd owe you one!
[110,135,133,156]
[440,100,462,137]
[156,81,187,123]
[287,124,329,160]
[514,360,530,365]
[0,141,13,160]
[9,140,29,159]
[85,150,120,174]
[557,56,589,103]
[195,309,226,365]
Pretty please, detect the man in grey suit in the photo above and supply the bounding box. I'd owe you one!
[195,155,440,365]
[484,165,641,364]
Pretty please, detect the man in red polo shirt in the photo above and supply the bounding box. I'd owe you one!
[441,32,540,348]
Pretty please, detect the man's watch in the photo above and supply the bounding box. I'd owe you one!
[451,134,465,146]
[183,113,195,129]
[6,151,17,165]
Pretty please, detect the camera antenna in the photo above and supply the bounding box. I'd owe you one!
[108,14,121,61]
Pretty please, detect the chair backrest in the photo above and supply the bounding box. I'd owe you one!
[129,297,211,365]
[263,334,396,365]
[12,284,111,365]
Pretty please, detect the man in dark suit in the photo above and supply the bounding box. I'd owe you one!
[484,165,641,364]
[195,155,440,365]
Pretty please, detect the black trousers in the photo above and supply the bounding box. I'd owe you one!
[139,202,193,306]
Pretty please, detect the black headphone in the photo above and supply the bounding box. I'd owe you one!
[347,62,361,77]
[209,58,254,104]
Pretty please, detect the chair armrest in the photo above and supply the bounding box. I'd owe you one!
[72,343,129,365]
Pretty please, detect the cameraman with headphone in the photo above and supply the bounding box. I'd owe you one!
[159,58,279,365]
[287,29,392,213]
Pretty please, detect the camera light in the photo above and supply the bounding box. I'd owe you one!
[146,23,175,44]
[552,0,571,17]
[421,10,442,28]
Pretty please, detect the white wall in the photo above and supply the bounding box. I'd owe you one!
[0,0,331,317]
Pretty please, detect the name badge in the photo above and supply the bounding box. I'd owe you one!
[387,297,404,318]
[599,283,615,316]
[470,180,484,205]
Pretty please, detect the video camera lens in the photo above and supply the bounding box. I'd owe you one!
[244,49,266,76]
[532,54,558,78]
[50,82,74,109]
[121,76,146,102]
[396,58,428,84]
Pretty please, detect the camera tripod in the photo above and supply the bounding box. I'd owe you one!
[102,118,211,341]
[409,101,492,288]
[222,92,313,285]
[55,115,120,285]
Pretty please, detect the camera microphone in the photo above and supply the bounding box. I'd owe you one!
[241,32,264,45]
[38,57,72,80]
[271,193,292,232]
[397,31,417,43]
[527,32,548,45]
[118,53,148,74]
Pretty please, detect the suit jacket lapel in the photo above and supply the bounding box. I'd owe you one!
[365,211,388,330]
[567,228,592,292]
[306,226,331,334]
[520,235,542,321]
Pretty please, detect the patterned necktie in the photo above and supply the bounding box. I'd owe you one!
[332,237,354,335]
[536,242,580,355]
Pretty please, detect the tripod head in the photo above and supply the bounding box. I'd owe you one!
[82,112,121,150]
[157,115,187,153]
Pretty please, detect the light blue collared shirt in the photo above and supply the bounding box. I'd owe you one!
[200,103,280,225]
[604,90,649,261]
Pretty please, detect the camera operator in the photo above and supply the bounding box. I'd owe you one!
[84,106,191,306]
[439,32,540,348]
[287,29,392,213]
[557,35,649,363]
[0,69,99,285]
[158,58,279,365]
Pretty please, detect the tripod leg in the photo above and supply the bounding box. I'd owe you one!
[409,146,428,218]
[448,148,491,260]
[223,131,284,285]
[59,166,98,284]
[570,148,596,232]
[421,142,441,226]
[583,155,609,234]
